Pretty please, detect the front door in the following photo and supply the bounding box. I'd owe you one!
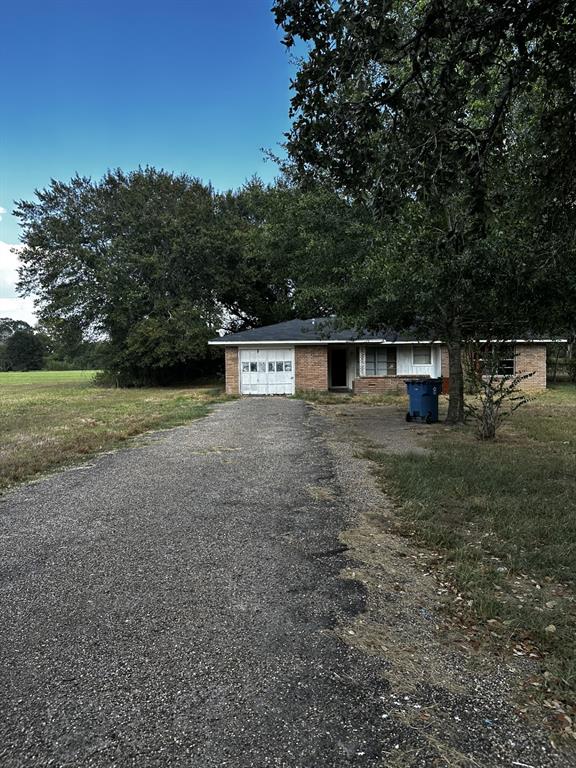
[330,348,348,388]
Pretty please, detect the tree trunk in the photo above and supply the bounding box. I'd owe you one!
[446,338,465,423]
[569,331,576,383]
[553,347,560,383]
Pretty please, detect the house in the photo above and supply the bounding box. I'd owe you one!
[208,318,552,396]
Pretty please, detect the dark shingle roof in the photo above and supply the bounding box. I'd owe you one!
[209,318,420,343]
[209,318,564,345]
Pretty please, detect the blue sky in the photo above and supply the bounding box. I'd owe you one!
[0,0,296,320]
[0,0,294,246]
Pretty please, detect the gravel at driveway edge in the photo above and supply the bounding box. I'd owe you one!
[312,402,574,768]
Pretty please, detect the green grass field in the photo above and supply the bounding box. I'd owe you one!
[0,370,226,492]
[366,384,576,720]
[0,370,98,387]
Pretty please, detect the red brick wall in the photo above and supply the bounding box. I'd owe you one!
[353,375,425,394]
[224,342,546,396]
[439,343,546,392]
[224,347,239,395]
[295,346,328,391]
[440,346,450,377]
[515,343,547,390]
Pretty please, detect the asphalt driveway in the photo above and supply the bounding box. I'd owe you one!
[0,398,398,767]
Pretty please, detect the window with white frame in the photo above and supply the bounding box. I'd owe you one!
[365,348,397,376]
[412,345,432,365]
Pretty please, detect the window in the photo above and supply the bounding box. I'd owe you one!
[413,346,432,365]
[268,362,275,372]
[284,360,292,372]
[478,344,515,376]
[365,349,386,376]
[258,362,266,372]
[250,362,257,372]
[242,362,250,372]
[498,355,515,376]
[276,361,284,372]
[365,348,396,376]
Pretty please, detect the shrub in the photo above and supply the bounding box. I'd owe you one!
[464,343,534,439]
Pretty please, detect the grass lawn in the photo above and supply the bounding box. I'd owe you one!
[0,370,227,492]
[366,384,576,722]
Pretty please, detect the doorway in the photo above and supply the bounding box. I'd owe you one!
[329,348,348,389]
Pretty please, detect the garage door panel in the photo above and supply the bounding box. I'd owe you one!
[239,348,295,395]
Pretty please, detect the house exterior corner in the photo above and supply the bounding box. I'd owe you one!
[224,347,240,395]
[515,343,547,390]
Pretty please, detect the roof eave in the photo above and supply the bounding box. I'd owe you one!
[208,338,567,346]
[208,339,444,346]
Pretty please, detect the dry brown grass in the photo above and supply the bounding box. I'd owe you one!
[0,370,226,491]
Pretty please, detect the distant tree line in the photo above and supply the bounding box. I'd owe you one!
[0,319,45,372]
[0,317,107,372]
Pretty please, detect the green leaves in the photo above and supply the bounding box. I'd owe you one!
[273,0,576,419]
[14,169,223,384]
[5,330,46,372]
[14,169,376,384]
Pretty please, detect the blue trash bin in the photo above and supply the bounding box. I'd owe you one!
[405,379,442,424]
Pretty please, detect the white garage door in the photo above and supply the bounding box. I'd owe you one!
[239,348,295,395]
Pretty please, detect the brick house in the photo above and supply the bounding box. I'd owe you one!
[208,318,553,396]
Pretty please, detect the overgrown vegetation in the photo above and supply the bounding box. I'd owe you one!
[365,385,576,727]
[464,344,534,439]
[549,341,576,384]
[0,370,226,492]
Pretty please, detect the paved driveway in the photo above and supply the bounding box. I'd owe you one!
[0,399,397,767]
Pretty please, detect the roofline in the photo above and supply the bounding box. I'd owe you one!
[208,339,443,346]
[209,338,566,346]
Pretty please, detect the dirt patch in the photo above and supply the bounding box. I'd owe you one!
[313,402,574,767]
[315,401,437,454]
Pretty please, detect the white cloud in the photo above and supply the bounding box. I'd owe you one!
[0,241,37,324]
[0,297,37,325]
[0,206,6,220]
[0,241,22,298]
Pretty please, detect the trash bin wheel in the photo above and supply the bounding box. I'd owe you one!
[425,412,433,424]
[406,412,412,422]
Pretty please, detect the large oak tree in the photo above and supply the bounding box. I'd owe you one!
[273,0,576,421]
[16,169,223,384]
